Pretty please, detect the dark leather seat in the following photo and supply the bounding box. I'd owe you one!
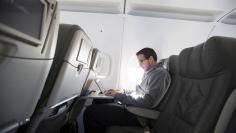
[225,110,236,133]
[214,88,236,133]
[152,36,236,133]
[107,36,236,133]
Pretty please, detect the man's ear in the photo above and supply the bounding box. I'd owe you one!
[149,56,154,61]
[149,56,157,64]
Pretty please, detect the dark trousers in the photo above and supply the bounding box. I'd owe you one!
[83,103,141,133]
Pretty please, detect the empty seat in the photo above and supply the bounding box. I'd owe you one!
[0,0,58,132]
[107,36,236,133]
[26,24,93,133]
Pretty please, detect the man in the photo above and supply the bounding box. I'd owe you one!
[84,48,171,133]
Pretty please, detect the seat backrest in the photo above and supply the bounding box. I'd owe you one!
[152,36,236,133]
[155,55,179,112]
[0,1,58,132]
[26,24,93,133]
[81,48,111,95]
[225,110,236,133]
[159,58,170,71]
[214,88,236,133]
[80,48,98,96]
[45,24,93,108]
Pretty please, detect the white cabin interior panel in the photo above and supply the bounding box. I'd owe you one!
[59,0,236,91]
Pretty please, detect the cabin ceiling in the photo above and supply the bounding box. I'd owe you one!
[58,0,124,14]
[58,0,236,22]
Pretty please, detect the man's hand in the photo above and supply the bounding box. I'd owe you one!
[105,88,124,96]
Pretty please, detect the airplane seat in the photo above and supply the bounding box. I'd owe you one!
[26,24,93,133]
[81,48,111,96]
[214,88,236,133]
[156,56,176,110]
[80,48,100,96]
[159,58,170,71]
[107,36,236,133]
[92,49,112,91]
[106,55,179,133]
[151,36,236,133]
[124,55,178,122]
[0,0,58,133]
[106,57,175,132]
[154,55,179,112]
[225,109,236,133]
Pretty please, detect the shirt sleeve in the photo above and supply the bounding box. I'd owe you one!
[114,70,171,108]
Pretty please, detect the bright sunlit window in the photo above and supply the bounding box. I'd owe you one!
[127,55,144,85]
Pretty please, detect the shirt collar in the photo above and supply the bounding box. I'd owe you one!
[144,62,162,75]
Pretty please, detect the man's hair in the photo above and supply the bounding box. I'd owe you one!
[136,47,158,61]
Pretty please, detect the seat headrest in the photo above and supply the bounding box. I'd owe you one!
[179,36,236,78]
[168,55,179,75]
[159,58,169,69]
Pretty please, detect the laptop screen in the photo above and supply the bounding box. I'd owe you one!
[95,80,106,94]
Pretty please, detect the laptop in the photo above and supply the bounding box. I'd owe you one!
[89,80,113,99]
[95,80,107,94]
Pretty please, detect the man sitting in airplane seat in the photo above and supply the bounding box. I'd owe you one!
[84,48,171,133]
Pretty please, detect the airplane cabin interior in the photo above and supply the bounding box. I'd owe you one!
[0,0,236,133]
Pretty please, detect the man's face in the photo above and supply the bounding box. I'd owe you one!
[137,54,151,71]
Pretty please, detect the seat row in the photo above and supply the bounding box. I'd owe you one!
[0,1,111,132]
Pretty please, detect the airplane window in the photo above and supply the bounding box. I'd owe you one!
[0,0,43,39]
[127,55,144,86]
[96,56,102,70]
[96,53,111,79]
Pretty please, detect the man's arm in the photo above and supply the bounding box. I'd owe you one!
[106,88,124,96]
[113,70,171,108]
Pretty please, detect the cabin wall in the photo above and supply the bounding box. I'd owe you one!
[119,15,215,90]
[60,8,236,91]
[210,23,236,38]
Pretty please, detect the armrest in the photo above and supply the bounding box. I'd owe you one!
[126,106,160,120]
